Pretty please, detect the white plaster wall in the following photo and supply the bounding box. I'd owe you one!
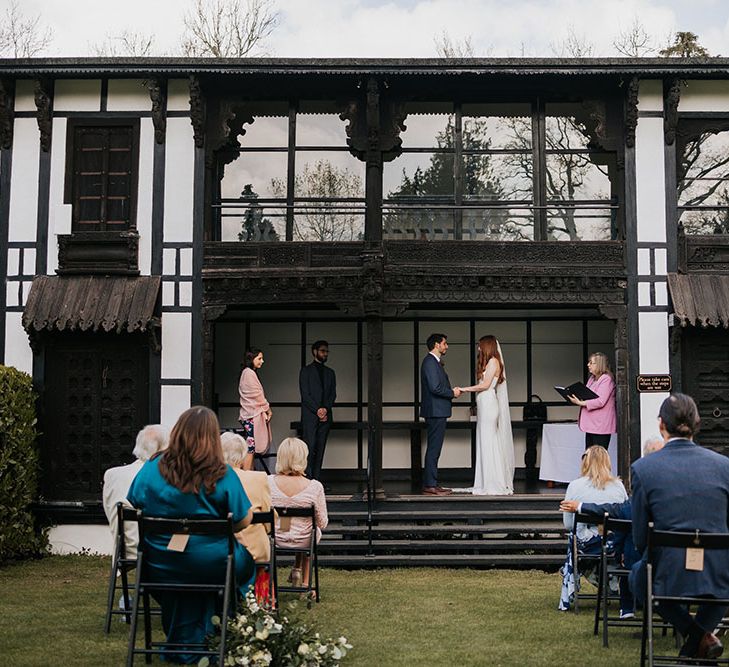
[638,80,663,112]
[635,118,666,243]
[53,80,101,111]
[161,385,192,428]
[161,312,192,378]
[107,79,148,111]
[167,80,189,111]
[137,118,155,276]
[8,119,39,242]
[48,524,112,556]
[14,80,35,112]
[5,312,32,373]
[678,81,729,112]
[163,118,194,242]
[47,117,71,274]
[638,312,670,446]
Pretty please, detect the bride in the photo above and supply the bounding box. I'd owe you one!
[458,335,515,495]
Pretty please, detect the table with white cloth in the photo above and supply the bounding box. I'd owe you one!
[539,422,618,483]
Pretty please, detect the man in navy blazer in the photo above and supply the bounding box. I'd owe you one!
[420,333,461,496]
[631,393,729,661]
[299,340,336,481]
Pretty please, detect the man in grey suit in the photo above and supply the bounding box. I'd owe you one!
[631,393,729,661]
[420,333,461,496]
[299,340,336,481]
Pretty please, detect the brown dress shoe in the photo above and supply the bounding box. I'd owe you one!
[698,633,723,660]
[422,487,441,495]
[435,486,453,495]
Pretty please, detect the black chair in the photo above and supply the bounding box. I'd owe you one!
[249,509,277,611]
[641,523,729,667]
[571,511,605,613]
[594,514,641,646]
[104,503,139,633]
[273,505,320,607]
[126,512,238,666]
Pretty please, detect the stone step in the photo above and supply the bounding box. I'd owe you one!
[313,553,565,569]
[325,523,565,536]
[317,538,567,554]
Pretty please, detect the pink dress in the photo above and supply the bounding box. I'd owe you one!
[268,476,328,549]
[578,373,617,435]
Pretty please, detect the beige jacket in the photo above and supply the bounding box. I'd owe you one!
[234,470,272,563]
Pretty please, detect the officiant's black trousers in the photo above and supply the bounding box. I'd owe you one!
[585,432,611,449]
[424,417,446,488]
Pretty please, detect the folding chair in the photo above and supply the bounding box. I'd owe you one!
[571,511,605,613]
[126,512,238,666]
[104,503,145,633]
[273,505,320,607]
[594,514,641,645]
[249,509,277,611]
[641,523,729,667]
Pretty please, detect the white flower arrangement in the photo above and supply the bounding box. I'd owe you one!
[200,591,352,667]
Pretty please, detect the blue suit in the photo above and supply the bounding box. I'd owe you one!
[420,353,454,488]
[630,438,729,635]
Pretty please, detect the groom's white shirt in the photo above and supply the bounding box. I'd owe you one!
[429,351,440,362]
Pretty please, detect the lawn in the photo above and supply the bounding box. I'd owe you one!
[0,556,677,666]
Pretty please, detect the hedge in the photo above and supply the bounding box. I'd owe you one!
[0,365,47,563]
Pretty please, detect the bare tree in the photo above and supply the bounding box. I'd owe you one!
[434,31,475,58]
[0,0,53,57]
[90,29,157,57]
[180,0,279,57]
[659,31,711,58]
[613,18,656,57]
[550,25,594,58]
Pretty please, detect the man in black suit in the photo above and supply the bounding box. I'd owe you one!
[420,333,461,496]
[631,393,729,661]
[299,340,336,481]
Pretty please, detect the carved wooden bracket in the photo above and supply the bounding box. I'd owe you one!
[624,77,639,149]
[146,78,167,144]
[34,79,53,152]
[189,75,205,149]
[208,101,255,169]
[663,79,682,146]
[0,78,14,150]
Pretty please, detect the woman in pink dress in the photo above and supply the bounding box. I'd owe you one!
[238,348,272,470]
[268,437,328,588]
[568,352,617,449]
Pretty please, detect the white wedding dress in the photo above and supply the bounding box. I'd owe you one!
[468,371,515,495]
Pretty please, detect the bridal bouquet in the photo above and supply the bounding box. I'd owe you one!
[201,591,353,666]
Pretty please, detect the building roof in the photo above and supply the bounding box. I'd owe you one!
[668,273,729,329]
[1,57,729,78]
[22,275,161,335]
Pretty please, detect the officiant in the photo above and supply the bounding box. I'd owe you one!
[567,352,617,449]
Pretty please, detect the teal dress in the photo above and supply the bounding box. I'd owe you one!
[127,457,255,664]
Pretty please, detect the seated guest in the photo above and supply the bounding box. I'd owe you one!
[127,407,255,664]
[268,437,328,588]
[102,424,169,558]
[559,436,665,618]
[631,393,729,662]
[558,445,628,611]
[221,431,274,603]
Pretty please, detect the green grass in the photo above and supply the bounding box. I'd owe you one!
[0,556,679,666]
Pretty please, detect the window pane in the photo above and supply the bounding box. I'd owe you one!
[382,209,457,240]
[679,209,729,235]
[77,198,102,226]
[294,151,365,198]
[77,174,102,197]
[108,148,131,173]
[461,104,532,150]
[220,152,288,200]
[78,146,104,174]
[545,103,594,150]
[106,197,129,225]
[221,207,286,242]
[461,154,532,200]
[384,153,455,199]
[108,128,132,149]
[293,212,364,241]
[107,173,129,197]
[462,207,535,241]
[400,103,454,148]
[678,131,729,207]
[238,112,289,148]
[297,101,346,146]
[545,154,613,201]
[547,207,613,241]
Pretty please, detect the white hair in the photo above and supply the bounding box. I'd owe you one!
[133,424,169,461]
[221,431,247,467]
[642,435,665,456]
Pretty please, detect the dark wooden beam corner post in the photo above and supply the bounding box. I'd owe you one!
[0,78,14,365]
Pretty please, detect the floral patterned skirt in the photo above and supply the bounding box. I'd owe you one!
[239,419,256,455]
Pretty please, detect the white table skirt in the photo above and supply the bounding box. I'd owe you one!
[539,423,618,483]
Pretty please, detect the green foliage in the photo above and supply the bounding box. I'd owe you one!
[659,31,711,58]
[0,365,47,563]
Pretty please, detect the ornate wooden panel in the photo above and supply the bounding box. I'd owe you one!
[682,327,729,457]
[679,235,729,274]
[42,332,149,500]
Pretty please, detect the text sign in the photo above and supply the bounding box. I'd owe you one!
[636,375,672,393]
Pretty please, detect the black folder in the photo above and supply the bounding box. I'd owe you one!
[554,382,599,402]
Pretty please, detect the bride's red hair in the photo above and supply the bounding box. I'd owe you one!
[477,335,505,384]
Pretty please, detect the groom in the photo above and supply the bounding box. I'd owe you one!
[420,333,461,496]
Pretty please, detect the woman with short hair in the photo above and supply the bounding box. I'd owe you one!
[268,437,328,588]
[568,351,617,449]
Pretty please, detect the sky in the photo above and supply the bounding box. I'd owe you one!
[5,0,729,58]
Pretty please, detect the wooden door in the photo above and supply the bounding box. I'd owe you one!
[681,328,729,456]
[42,332,149,500]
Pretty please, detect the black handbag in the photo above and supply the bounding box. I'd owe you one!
[523,394,547,422]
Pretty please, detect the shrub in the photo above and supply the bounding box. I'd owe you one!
[0,365,47,563]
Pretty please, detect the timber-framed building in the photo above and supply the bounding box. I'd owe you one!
[0,58,728,523]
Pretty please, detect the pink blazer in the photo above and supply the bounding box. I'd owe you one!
[578,373,617,435]
[238,367,272,453]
